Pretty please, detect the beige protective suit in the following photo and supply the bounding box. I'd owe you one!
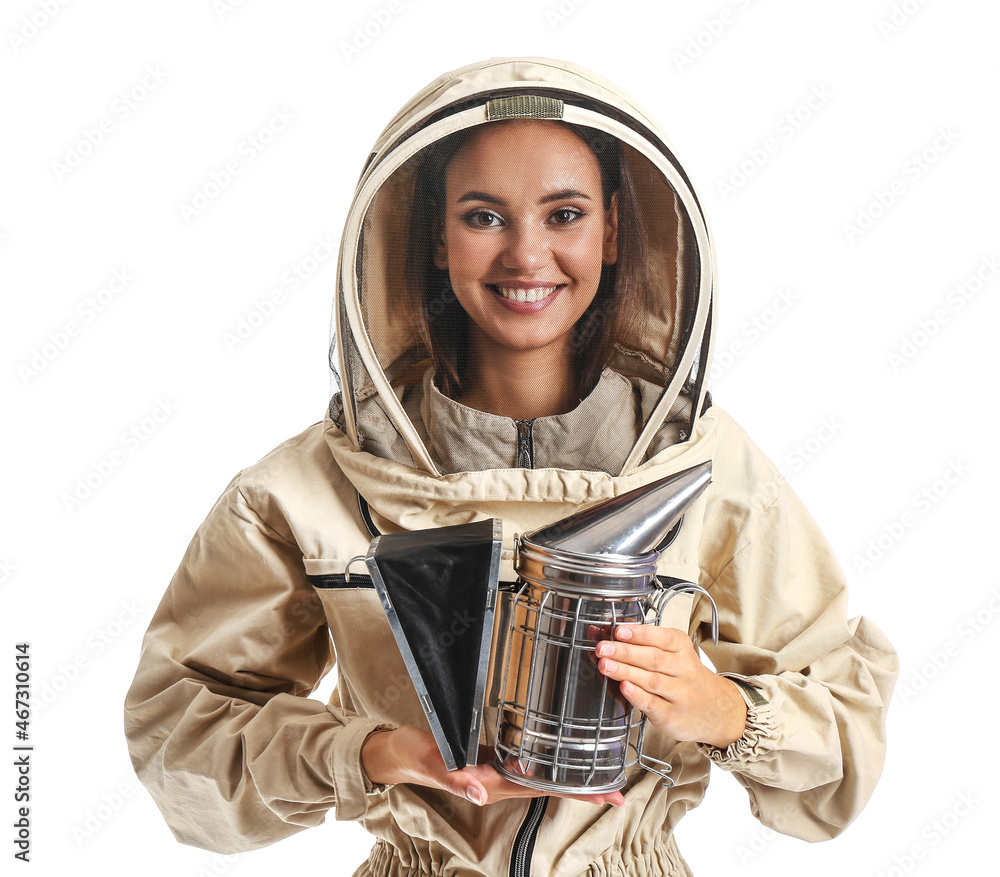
[124,57,898,877]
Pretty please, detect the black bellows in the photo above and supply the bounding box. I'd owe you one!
[365,518,501,770]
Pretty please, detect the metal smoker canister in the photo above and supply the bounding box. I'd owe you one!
[492,462,714,793]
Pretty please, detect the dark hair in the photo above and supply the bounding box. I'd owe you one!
[403,120,647,402]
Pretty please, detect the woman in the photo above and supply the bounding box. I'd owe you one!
[125,58,897,876]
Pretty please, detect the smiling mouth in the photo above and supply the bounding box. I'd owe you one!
[489,284,561,303]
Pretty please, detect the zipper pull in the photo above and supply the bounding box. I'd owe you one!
[515,419,535,469]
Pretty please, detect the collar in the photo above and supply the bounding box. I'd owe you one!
[420,368,662,475]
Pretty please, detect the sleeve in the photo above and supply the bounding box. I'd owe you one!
[123,475,395,853]
[694,479,899,842]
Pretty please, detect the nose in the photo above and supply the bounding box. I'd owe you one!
[500,224,550,272]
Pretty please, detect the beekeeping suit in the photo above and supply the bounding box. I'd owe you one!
[124,57,898,877]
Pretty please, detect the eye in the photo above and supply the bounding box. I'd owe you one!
[464,209,503,228]
[549,207,585,225]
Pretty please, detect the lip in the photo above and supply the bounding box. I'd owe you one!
[487,282,564,314]
[491,280,560,290]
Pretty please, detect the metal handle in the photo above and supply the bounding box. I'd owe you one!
[633,578,720,785]
[649,577,719,645]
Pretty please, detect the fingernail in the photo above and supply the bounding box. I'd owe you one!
[466,787,484,806]
[616,626,633,641]
[597,642,613,657]
[602,659,618,672]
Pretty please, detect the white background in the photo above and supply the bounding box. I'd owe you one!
[2,0,997,874]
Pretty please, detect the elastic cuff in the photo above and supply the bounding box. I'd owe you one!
[359,726,396,795]
[329,714,397,821]
[697,675,777,768]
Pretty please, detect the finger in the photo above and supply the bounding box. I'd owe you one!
[614,623,688,652]
[596,639,678,678]
[586,622,612,641]
[617,678,669,727]
[597,654,672,700]
[442,767,489,806]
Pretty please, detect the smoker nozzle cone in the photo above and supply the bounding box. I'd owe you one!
[523,461,713,558]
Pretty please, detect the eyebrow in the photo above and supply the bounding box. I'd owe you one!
[456,188,592,205]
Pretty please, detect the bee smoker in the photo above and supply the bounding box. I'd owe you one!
[491,461,715,793]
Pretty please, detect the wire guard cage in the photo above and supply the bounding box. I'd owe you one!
[495,579,642,792]
[493,571,716,794]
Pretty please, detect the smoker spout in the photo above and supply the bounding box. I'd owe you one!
[524,461,712,558]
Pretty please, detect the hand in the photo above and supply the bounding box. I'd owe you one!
[595,625,747,749]
[361,725,625,808]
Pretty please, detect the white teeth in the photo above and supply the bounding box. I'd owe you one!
[496,286,556,303]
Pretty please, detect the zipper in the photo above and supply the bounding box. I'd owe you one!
[509,796,548,877]
[357,491,381,538]
[515,419,536,469]
[307,573,375,589]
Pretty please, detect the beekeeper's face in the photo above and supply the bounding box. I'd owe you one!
[434,120,617,363]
